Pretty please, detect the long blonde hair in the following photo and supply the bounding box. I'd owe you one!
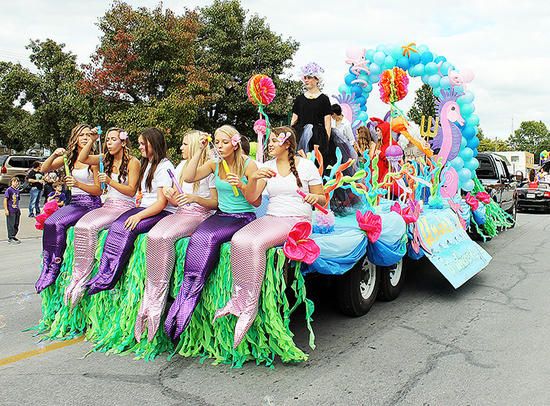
[179,130,210,192]
[215,125,246,178]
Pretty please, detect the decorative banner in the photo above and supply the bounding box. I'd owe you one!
[416,208,491,288]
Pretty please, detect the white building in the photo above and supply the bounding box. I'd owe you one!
[497,151,534,178]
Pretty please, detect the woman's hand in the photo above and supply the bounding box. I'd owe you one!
[98,173,111,185]
[88,130,99,143]
[176,193,196,206]
[124,213,142,231]
[302,193,320,205]
[252,167,277,180]
[163,187,176,199]
[199,134,210,150]
[226,172,243,189]
[53,148,66,157]
[65,176,77,188]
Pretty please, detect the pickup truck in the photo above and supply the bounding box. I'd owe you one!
[475,152,518,224]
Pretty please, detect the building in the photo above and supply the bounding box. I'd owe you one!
[497,151,534,178]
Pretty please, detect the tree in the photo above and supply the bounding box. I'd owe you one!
[197,0,302,135]
[79,1,222,153]
[407,84,436,126]
[507,120,550,161]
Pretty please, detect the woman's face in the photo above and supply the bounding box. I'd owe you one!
[303,75,319,91]
[268,133,287,158]
[138,136,152,159]
[180,136,190,160]
[376,127,382,138]
[77,128,92,149]
[214,133,236,159]
[105,130,124,156]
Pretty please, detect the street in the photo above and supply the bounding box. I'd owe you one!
[0,213,549,405]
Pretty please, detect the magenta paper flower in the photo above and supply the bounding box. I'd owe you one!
[391,200,421,224]
[476,192,491,204]
[465,192,479,211]
[253,119,267,137]
[356,210,382,243]
[283,221,320,264]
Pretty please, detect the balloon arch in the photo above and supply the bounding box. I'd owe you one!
[335,43,480,192]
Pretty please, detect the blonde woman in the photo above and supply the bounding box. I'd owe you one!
[164,125,258,341]
[134,130,218,342]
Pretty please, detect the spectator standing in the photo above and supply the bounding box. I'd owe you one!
[3,177,21,244]
[27,161,43,217]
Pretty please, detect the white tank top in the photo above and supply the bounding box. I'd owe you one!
[71,167,94,196]
[106,173,135,203]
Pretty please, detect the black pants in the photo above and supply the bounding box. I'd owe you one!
[7,211,20,239]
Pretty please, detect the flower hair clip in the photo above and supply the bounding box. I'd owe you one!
[230,134,241,147]
[119,131,128,140]
[276,132,291,145]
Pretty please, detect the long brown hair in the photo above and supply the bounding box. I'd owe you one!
[66,124,92,171]
[272,126,302,188]
[215,125,246,178]
[138,128,167,192]
[356,126,374,154]
[102,127,131,185]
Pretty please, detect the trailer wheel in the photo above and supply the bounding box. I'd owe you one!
[378,259,406,302]
[337,255,379,317]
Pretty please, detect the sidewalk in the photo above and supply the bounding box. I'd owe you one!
[1,208,43,241]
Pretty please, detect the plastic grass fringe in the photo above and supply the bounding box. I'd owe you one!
[37,230,315,366]
[473,177,514,238]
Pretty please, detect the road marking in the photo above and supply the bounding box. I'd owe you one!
[0,336,84,367]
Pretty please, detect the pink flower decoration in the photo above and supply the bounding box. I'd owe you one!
[253,119,267,137]
[476,192,491,204]
[390,201,419,224]
[465,192,479,211]
[356,210,382,243]
[276,132,291,145]
[230,134,241,147]
[35,201,59,230]
[119,131,128,140]
[283,221,320,264]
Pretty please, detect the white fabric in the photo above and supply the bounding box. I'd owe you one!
[172,160,215,210]
[105,173,135,203]
[140,158,175,209]
[332,117,355,146]
[262,157,322,218]
[71,167,94,196]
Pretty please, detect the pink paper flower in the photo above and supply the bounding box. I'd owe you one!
[476,192,491,204]
[465,192,479,211]
[230,134,242,147]
[283,221,320,264]
[356,210,382,243]
[253,119,267,137]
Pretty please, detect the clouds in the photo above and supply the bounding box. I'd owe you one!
[1,0,548,139]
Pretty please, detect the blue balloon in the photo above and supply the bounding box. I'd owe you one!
[434,56,447,63]
[421,74,430,84]
[397,56,409,70]
[417,44,429,53]
[411,64,424,77]
[460,137,467,149]
[460,103,475,117]
[433,88,442,97]
[464,157,479,171]
[428,74,440,88]
[460,147,474,161]
[467,137,480,149]
[409,52,420,66]
[345,73,356,85]
[458,168,472,183]
[369,74,380,83]
[440,76,451,89]
[420,51,434,64]
[376,44,386,51]
[466,114,480,127]
[390,46,402,60]
[352,85,362,96]
[365,49,375,62]
[369,63,381,75]
[473,148,478,158]
[373,51,386,65]
[462,125,477,139]
[338,84,351,94]
[355,96,366,105]
[459,91,474,104]
[362,83,373,93]
[461,179,475,192]
[425,62,439,75]
[383,55,396,69]
[358,111,369,122]
[450,156,464,170]
[439,62,451,76]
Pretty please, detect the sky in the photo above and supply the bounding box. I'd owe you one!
[1,0,549,139]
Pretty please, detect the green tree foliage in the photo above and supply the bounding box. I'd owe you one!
[197,0,302,135]
[408,84,437,125]
[507,120,550,161]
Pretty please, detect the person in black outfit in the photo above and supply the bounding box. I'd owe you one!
[26,161,43,217]
[291,62,332,159]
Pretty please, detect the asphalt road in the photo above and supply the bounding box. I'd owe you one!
[0,213,549,405]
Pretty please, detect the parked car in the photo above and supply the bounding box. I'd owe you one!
[0,155,44,192]
[517,182,550,213]
[475,152,518,224]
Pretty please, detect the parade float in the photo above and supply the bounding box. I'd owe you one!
[32,43,513,367]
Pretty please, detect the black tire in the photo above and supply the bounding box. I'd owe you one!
[336,255,380,317]
[378,259,407,301]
